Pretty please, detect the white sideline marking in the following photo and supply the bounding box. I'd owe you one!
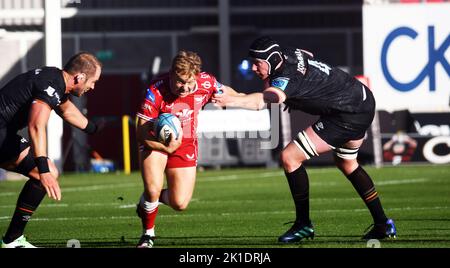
[0,198,361,209]
[376,178,429,185]
[0,193,17,197]
[0,176,434,199]
[0,203,130,209]
[0,206,448,222]
[62,182,140,192]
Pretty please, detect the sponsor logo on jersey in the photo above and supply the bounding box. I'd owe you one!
[44,86,55,96]
[314,122,324,131]
[194,95,207,104]
[143,103,153,112]
[35,69,42,75]
[271,77,289,91]
[294,49,307,75]
[186,154,195,160]
[200,73,210,79]
[44,86,61,105]
[20,137,28,143]
[145,88,155,103]
[176,109,194,124]
[201,81,211,89]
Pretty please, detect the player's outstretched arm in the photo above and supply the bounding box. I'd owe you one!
[56,99,88,129]
[212,86,286,110]
[56,99,100,134]
[220,85,245,97]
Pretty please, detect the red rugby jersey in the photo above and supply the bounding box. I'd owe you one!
[137,72,222,140]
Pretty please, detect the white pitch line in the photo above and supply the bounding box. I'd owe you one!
[0,203,131,209]
[0,192,17,197]
[0,206,448,222]
[0,176,435,198]
[376,178,429,185]
[62,182,140,192]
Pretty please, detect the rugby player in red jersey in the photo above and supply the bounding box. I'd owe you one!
[135,50,238,248]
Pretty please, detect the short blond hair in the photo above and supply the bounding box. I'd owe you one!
[64,52,102,79]
[171,50,202,78]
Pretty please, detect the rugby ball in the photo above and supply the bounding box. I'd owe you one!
[154,113,182,145]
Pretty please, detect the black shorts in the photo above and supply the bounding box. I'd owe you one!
[311,92,375,148]
[0,127,30,164]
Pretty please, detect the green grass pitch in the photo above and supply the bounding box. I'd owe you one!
[1,164,449,248]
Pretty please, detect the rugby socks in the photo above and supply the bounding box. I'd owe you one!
[145,228,155,237]
[138,194,159,235]
[3,178,46,243]
[284,165,311,225]
[346,166,388,224]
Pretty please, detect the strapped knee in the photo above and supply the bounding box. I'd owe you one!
[293,131,319,160]
[333,147,359,160]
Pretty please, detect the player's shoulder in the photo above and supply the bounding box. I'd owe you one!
[32,67,65,92]
[34,67,63,80]
[195,72,219,92]
[196,72,217,83]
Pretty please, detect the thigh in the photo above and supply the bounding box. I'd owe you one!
[288,126,334,158]
[165,166,197,203]
[343,138,364,149]
[0,129,29,166]
[166,139,198,168]
[282,126,333,171]
[139,149,168,195]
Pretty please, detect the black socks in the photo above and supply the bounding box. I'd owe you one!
[284,165,311,225]
[3,178,46,243]
[347,166,388,224]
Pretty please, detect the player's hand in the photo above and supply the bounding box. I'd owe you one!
[212,90,230,108]
[166,130,183,154]
[39,172,61,201]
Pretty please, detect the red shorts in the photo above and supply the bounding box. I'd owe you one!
[140,138,198,169]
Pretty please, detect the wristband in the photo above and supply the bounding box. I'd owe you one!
[83,120,97,134]
[35,156,50,174]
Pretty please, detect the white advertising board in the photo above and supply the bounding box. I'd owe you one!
[197,109,271,133]
[363,3,449,112]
